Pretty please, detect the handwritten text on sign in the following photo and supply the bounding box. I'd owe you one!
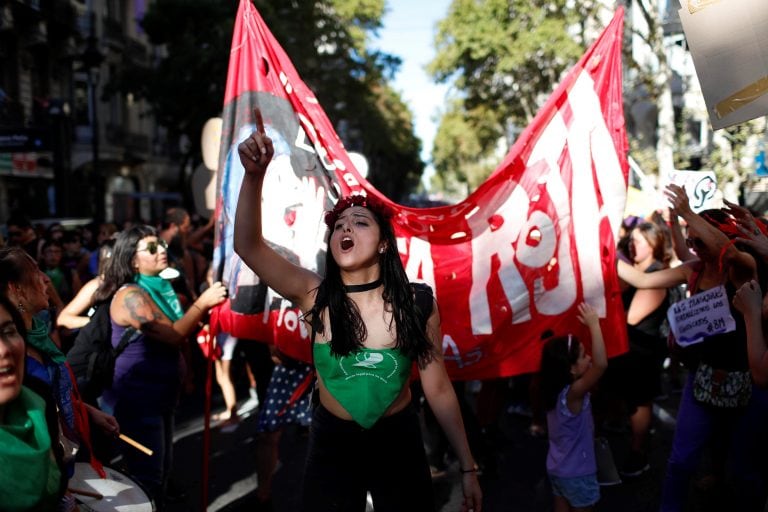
[667,285,735,347]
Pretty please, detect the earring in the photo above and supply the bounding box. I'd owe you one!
[379,247,385,254]
[17,302,26,313]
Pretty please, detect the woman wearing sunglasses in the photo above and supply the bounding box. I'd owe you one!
[618,184,768,512]
[94,225,227,508]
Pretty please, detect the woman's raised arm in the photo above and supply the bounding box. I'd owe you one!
[233,108,320,312]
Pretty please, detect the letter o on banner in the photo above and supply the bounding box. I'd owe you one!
[516,210,557,268]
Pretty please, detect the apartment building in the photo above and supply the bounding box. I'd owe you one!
[0,0,178,226]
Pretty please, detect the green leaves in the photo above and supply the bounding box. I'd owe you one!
[105,0,424,201]
[428,0,593,197]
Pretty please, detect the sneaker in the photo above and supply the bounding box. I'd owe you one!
[619,451,650,478]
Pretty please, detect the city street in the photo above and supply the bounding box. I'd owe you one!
[155,368,754,512]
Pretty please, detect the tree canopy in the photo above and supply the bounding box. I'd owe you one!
[428,0,605,197]
[108,0,423,202]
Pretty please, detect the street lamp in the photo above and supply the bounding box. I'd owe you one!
[80,10,104,221]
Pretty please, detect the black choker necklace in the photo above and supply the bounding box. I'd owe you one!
[343,279,382,293]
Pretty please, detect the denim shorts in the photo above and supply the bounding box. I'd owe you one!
[549,473,600,508]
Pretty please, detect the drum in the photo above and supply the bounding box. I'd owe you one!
[70,462,155,512]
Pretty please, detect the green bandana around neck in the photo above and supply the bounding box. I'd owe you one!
[313,344,412,428]
[26,317,66,364]
[134,273,183,322]
[0,387,62,511]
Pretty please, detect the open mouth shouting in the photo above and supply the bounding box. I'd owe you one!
[340,237,354,251]
[0,362,19,385]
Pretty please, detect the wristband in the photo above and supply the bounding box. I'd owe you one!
[460,464,479,474]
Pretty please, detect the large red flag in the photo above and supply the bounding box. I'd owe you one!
[211,1,629,379]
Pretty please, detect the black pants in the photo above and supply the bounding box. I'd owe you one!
[301,403,435,512]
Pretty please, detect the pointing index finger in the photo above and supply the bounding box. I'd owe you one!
[254,107,265,135]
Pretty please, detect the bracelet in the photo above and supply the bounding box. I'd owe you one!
[460,464,479,474]
[191,303,204,314]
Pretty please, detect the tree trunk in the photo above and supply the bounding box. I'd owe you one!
[649,0,675,176]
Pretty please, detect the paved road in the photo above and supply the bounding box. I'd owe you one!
[160,368,765,512]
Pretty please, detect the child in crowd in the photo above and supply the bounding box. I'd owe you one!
[540,303,607,512]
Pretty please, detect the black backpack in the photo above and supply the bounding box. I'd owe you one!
[66,301,138,405]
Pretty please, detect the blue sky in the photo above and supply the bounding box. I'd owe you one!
[372,0,453,187]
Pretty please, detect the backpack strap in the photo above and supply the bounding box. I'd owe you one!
[114,326,140,356]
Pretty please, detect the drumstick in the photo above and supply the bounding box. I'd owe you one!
[119,433,154,456]
[69,487,103,499]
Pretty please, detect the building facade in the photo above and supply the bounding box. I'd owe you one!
[0,0,179,227]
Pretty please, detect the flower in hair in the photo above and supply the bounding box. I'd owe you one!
[324,194,391,229]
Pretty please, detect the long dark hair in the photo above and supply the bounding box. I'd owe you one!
[539,334,581,411]
[0,247,36,297]
[307,200,433,366]
[93,225,156,303]
[96,238,116,277]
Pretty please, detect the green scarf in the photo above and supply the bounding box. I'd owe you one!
[26,317,66,364]
[135,273,184,322]
[44,268,64,294]
[0,387,62,511]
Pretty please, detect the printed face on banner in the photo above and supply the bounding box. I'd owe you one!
[214,93,333,316]
[213,1,629,377]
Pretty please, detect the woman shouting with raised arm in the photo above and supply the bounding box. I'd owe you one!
[234,109,482,512]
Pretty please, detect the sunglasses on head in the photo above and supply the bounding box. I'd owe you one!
[136,239,168,255]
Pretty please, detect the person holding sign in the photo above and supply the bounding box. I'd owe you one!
[617,184,767,512]
[234,109,482,512]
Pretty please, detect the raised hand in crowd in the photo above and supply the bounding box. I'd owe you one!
[733,279,768,386]
[723,198,768,264]
[237,108,274,178]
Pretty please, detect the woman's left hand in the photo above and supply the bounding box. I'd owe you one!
[733,279,763,320]
[461,471,483,512]
[664,184,693,217]
[196,281,228,310]
[88,407,120,437]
